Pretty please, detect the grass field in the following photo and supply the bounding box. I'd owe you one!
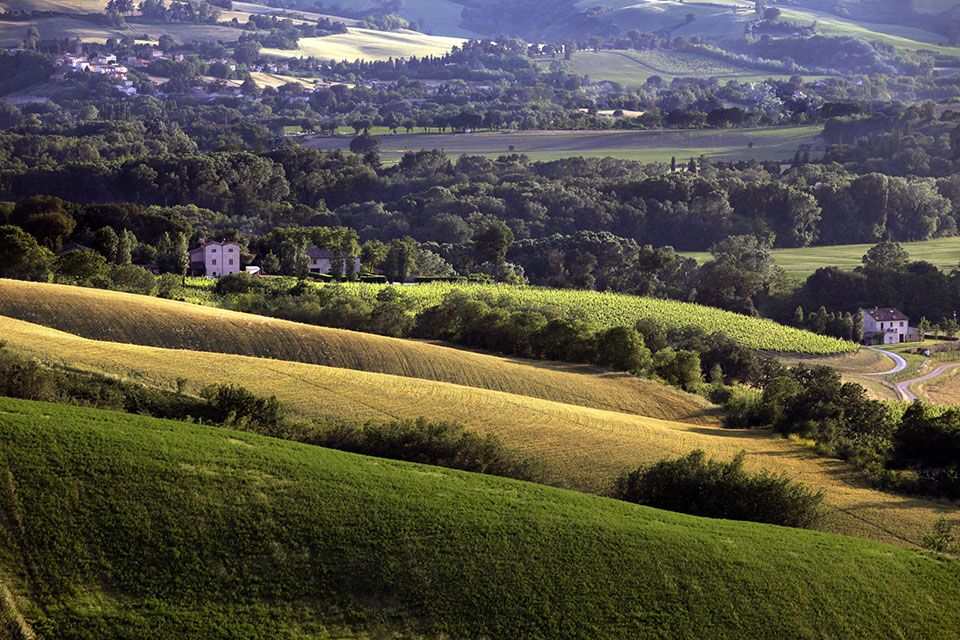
[326,0,478,37]
[914,364,960,403]
[681,236,960,280]
[0,279,721,425]
[778,4,960,54]
[536,51,830,87]
[0,15,252,46]
[261,27,464,61]
[2,313,951,546]
[3,397,958,638]
[304,124,825,165]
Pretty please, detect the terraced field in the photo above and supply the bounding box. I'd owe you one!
[3,397,958,638]
[0,280,719,425]
[1,313,953,547]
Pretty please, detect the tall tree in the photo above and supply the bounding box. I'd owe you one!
[475,221,514,283]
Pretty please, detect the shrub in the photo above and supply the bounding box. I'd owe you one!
[306,417,553,484]
[108,264,156,295]
[921,516,959,554]
[610,449,829,529]
[594,326,651,373]
[214,272,265,295]
[200,383,288,436]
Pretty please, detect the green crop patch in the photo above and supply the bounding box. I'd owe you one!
[338,281,857,354]
[1,396,959,638]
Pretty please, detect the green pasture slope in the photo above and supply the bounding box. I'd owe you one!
[304,124,824,165]
[535,51,833,87]
[1,397,959,638]
[681,236,960,280]
[334,281,855,353]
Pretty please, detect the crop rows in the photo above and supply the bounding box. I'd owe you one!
[340,282,858,354]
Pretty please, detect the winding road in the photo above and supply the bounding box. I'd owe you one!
[894,362,960,402]
[864,347,907,376]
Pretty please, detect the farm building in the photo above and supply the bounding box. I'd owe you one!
[307,248,361,275]
[861,307,917,345]
[189,241,241,278]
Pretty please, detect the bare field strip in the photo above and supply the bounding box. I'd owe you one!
[1,314,955,548]
[0,279,719,425]
[303,125,824,164]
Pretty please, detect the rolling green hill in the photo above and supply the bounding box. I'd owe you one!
[2,312,951,547]
[1,396,959,638]
[537,50,833,87]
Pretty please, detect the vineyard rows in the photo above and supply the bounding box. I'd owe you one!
[340,282,857,355]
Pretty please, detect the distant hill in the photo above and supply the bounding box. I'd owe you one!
[1,396,959,638]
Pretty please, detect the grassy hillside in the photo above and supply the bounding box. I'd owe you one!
[1,397,958,638]
[680,236,960,280]
[305,124,826,166]
[0,15,251,46]
[0,280,719,425]
[1,313,952,546]
[536,51,831,86]
[261,27,464,61]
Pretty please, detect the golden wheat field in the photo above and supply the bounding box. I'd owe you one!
[2,313,955,549]
[0,279,720,425]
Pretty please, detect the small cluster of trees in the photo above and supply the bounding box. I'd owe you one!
[611,449,828,529]
[724,363,960,500]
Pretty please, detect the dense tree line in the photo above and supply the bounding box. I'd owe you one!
[4,144,959,255]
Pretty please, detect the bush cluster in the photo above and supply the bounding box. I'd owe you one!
[305,417,553,484]
[611,449,829,529]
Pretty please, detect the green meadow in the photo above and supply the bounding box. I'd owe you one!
[682,237,960,280]
[304,124,824,165]
[1,396,959,638]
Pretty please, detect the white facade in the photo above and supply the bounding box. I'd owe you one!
[189,241,241,278]
[862,308,909,345]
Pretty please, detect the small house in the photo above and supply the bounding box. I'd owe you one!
[306,248,360,275]
[188,241,241,278]
[862,307,910,345]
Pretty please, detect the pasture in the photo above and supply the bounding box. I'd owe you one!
[261,27,464,61]
[535,50,828,86]
[0,279,721,425]
[1,313,949,547]
[0,14,252,46]
[681,236,960,280]
[2,397,959,638]
[304,124,826,165]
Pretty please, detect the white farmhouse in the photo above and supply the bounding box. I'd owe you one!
[861,307,909,345]
[306,248,361,275]
[189,241,241,278]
